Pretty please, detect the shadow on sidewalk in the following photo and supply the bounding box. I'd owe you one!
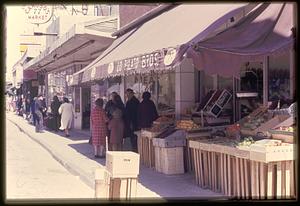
[68,142,106,166]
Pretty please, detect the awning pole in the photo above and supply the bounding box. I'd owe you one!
[263,56,269,106]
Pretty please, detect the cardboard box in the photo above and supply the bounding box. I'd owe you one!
[106,151,140,178]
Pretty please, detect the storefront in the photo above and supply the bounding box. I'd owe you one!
[69,2,296,199]
[72,3,254,119]
[23,16,118,129]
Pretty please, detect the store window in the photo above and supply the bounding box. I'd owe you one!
[125,71,175,113]
[157,72,175,112]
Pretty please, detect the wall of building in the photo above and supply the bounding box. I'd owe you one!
[119,4,159,27]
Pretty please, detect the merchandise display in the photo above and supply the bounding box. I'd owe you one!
[176,120,201,131]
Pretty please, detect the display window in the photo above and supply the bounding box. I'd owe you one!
[125,71,175,112]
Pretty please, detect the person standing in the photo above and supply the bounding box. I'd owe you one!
[25,97,31,120]
[35,94,46,132]
[50,95,61,131]
[137,91,158,129]
[91,98,109,158]
[125,88,140,152]
[58,97,74,137]
[104,91,118,119]
[108,95,125,151]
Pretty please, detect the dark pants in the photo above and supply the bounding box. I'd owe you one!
[53,115,61,131]
[130,133,138,152]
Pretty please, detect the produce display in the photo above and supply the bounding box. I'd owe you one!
[275,126,295,132]
[240,112,271,130]
[146,124,164,133]
[155,116,173,123]
[236,136,255,147]
[176,120,201,131]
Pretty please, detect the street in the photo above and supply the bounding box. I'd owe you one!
[5,118,94,199]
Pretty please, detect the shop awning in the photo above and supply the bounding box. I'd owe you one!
[184,3,295,77]
[23,16,118,75]
[77,3,255,84]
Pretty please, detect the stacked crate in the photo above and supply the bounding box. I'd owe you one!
[152,130,186,175]
[137,130,159,168]
[188,138,296,199]
[104,151,140,200]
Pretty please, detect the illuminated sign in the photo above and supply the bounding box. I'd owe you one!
[23,5,53,24]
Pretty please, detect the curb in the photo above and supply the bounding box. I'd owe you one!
[7,117,95,190]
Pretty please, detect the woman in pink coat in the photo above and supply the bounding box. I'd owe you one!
[91,98,109,158]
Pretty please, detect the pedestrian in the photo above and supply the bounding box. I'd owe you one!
[58,97,74,137]
[50,95,61,131]
[108,95,125,151]
[30,97,37,125]
[124,88,140,152]
[137,91,159,129]
[91,98,109,158]
[35,94,46,133]
[104,91,118,119]
[17,96,23,116]
[25,97,31,120]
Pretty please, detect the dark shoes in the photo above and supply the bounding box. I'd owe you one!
[65,134,70,137]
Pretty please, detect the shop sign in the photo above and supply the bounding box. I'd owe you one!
[108,62,114,74]
[163,48,177,66]
[113,51,163,74]
[23,5,53,24]
[91,67,96,79]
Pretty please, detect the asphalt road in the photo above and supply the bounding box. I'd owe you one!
[5,118,94,200]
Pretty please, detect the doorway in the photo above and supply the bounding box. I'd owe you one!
[234,62,264,121]
[82,87,91,130]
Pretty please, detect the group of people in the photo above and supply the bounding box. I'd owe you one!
[91,89,158,158]
[24,94,74,137]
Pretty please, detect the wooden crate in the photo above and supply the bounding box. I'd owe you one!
[98,169,138,200]
[154,146,184,175]
[249,142,294,163]
[240,115,290,136]
[269,130,295,144]
[137,135,155,168]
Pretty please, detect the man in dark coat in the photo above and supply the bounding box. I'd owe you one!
[137,91,159,129]
[35,94,46,132]
[125,88,140,152]
[105,92,118,119]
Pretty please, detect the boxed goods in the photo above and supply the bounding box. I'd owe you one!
[176,120,201,131]
[106,151,140,178]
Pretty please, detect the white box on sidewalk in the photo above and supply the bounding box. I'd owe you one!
[106,151,140,178]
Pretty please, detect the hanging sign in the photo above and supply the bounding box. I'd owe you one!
[23,5,53,24]
[91,67,96,79]
[163,48,177,66]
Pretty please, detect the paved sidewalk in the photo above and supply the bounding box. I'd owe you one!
[6,112,227,200]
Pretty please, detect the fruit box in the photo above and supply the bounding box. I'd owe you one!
[141,129,160,138]
[106,151,140,178]
[249,143,295,163]
[269,129,295,144]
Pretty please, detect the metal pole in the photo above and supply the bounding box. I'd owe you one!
[263,56,269,106]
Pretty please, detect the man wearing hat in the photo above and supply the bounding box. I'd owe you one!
[124,88,140,152]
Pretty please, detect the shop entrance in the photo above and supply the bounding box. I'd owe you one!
[82,87,91,130]
[235,62,263,121]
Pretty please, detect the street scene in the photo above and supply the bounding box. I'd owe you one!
[4,3,297,203]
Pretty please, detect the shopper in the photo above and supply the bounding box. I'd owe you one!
[58,97,74,137]
[25,97,31,120]
[108,95,125,151]
[30,97,37,125]
[125,88,140,152]
[104,91,118,119]
[91,98,109,158]
[137,91,158,129]
[50,95,61,131]
[35,94,46,133]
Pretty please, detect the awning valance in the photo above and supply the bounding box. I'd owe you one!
[184,3,295,77]
[76,3,253,84]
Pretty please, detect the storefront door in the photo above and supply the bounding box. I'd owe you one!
[82,87,91,129]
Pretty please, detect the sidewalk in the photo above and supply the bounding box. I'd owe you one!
[6,111,226,200]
